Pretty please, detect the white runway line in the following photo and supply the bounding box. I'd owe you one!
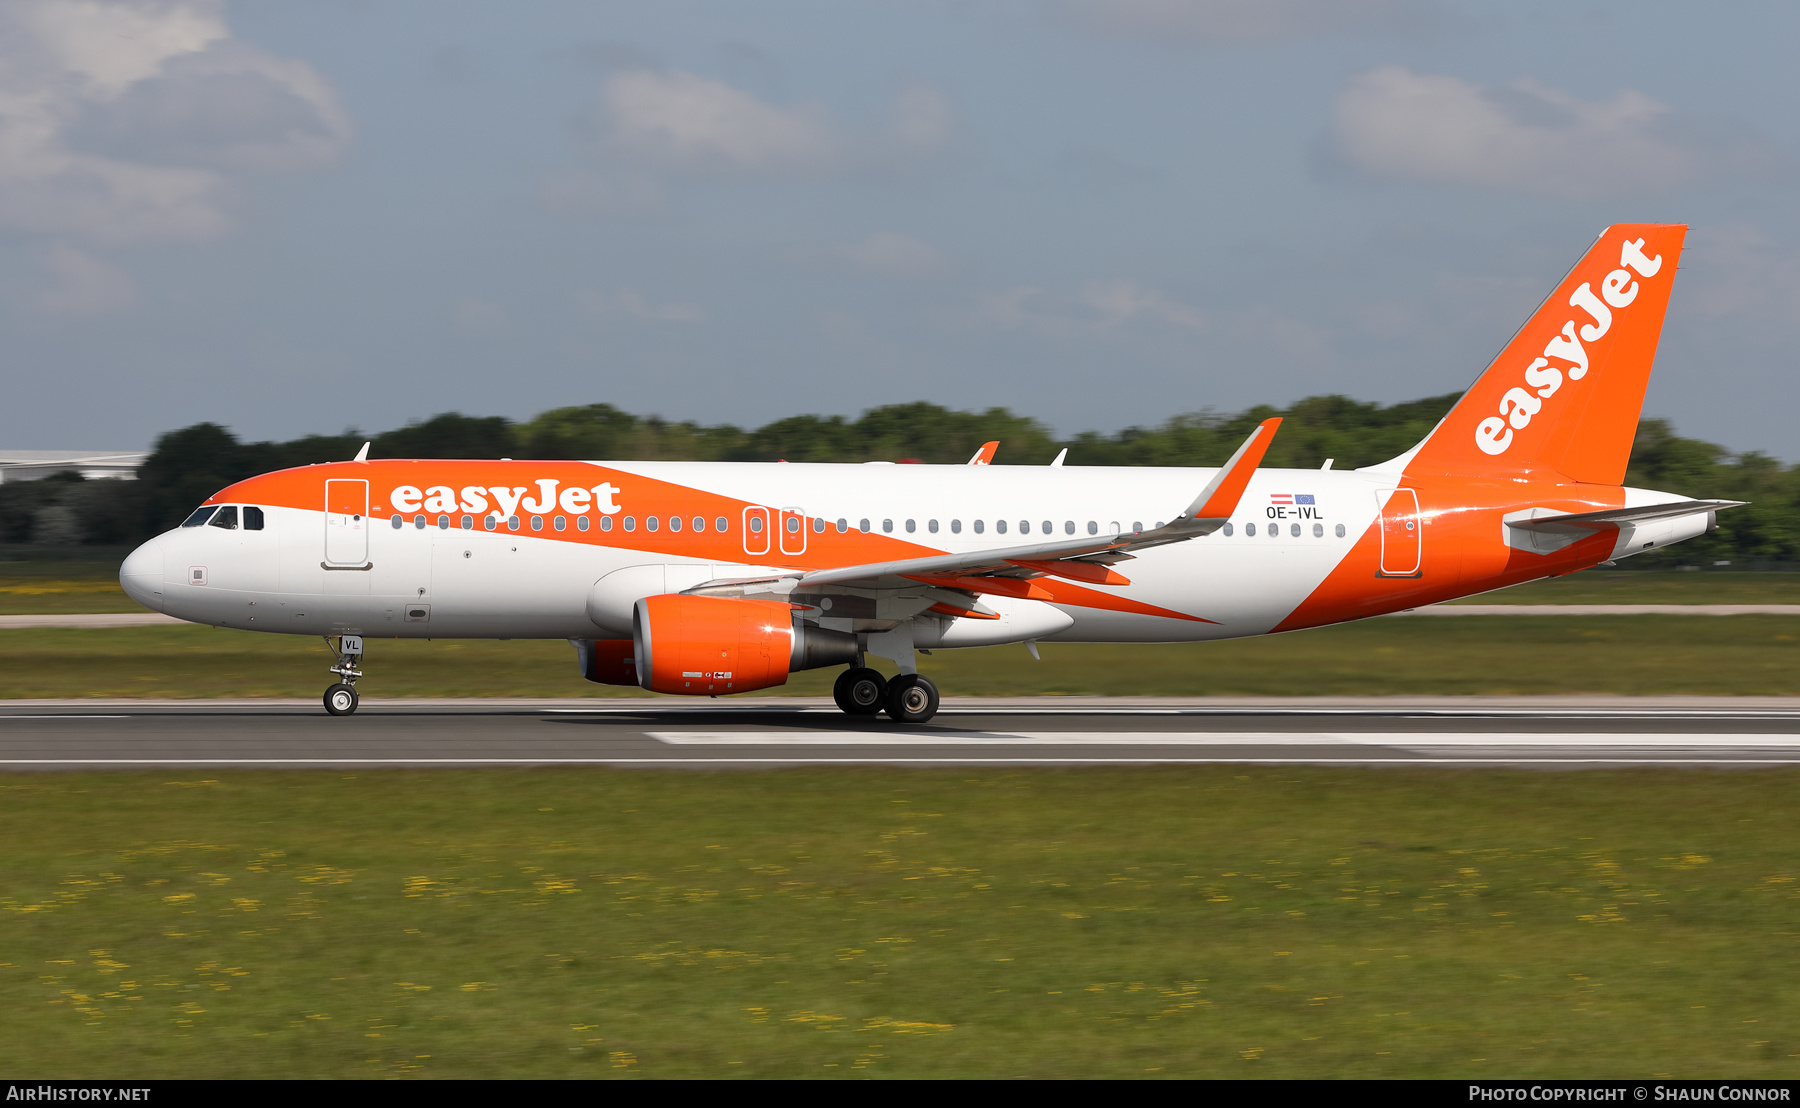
[649,731,1800,748]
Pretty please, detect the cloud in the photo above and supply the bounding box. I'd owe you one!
[0,0,352,246]
[32,242,138,316]
[793,232,954,280]
[1330,66,1769,198]
[976,279,1207,337]
[1058,0,1434,43]
[573,287,706,325]
[579,67,954,177]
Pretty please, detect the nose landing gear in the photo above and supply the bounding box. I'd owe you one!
[324,634,363,716]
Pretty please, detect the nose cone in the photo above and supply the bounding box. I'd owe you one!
[120,538,166,612]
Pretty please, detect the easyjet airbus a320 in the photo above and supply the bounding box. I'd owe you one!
[119,224,1738,721]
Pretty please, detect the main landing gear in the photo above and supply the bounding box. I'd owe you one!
[833,666,939,724]
[323,634,363,716]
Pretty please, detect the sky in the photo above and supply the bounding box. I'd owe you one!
[3,0,1798,459]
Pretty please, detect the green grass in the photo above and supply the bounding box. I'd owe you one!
[1449,571,1800,605]
[2,767,1796,1078]
[0,557,144,615]
[2,615,1797,699]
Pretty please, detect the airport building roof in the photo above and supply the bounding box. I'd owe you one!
[0,451,148,483]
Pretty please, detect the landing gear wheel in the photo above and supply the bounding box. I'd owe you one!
[834,667,888,715]
[883,674,939,724]
[324,682,359,716]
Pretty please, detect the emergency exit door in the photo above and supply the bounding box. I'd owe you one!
[1376,488,1421,577]
[325,479,369,566]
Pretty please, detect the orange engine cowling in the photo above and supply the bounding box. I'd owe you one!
[632,594,857,695]
[571,638,638,686]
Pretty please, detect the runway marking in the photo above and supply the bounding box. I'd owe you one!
[650,731,1800,748]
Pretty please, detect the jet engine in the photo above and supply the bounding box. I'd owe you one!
[631,594,857,695]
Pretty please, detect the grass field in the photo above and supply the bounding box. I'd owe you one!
[4,557,1800,615]
[2,767,1796,1078]
[1,614,1796,699]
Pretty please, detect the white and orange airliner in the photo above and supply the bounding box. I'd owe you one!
[119,224,1739,721]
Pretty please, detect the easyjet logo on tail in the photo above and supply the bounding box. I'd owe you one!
[1474,237,1664,457]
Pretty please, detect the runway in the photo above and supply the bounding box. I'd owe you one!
[2,697,1799,769]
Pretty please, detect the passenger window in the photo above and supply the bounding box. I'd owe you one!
[905,519,916,533]
[928,519,939,533]
[974,520,984,534]
[1223,522,1234,536]
[1018,520,1029,534]
[859,518,870,533]
[414,515,426,529]
[749,516,762,534]
[951,520,961,534]
[623,516,635,532]
[1109,522,1120,535]
[1290,523,1300,537]
[668,516,680,532]
[462,515,473,530]
[181,506,217,527]
[836,518,847,533]
[600,516,613,532]
[209,506,239,529]
[391,515,403,529]
[1131,521,1142,533]
[716,517,729,532]
[882,519,893,533]
[438,515,450,530]
[812,517,825,533]
[1064,521,1073,535]
[484,515,498,531]
[1087,521,1097,535]
[1246,522,1257,536]
[1044,521,1054,534]
[242,506,265,531]
[996,520,1008,534]
[1269,525,1279,539]
[507,516,519,531]
[530,516,543,531]
[645,516,658,532]
[1335,524,1346,538]
[1312,523,1323,538]
[785,517,799,534]
[553,516,566,531]
[693,517,705,533]
[577,516,590,532]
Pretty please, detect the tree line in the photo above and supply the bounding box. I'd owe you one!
[6,396,1796,567]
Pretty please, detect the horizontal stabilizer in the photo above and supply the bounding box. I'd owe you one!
[1510,499,1745,532]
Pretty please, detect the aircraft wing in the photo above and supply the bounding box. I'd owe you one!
[735,418,1281,594]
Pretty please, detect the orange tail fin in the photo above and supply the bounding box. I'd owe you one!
[1403,223,1686,485]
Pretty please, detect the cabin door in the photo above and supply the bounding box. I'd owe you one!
[325,479,369,566]
[1376,488,1421,577]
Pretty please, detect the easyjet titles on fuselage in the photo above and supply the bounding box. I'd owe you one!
[390,479,623,520]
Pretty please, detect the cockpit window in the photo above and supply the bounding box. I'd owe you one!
[181,506,217,527]
[208,505,239,529]
[242,506,265,531]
